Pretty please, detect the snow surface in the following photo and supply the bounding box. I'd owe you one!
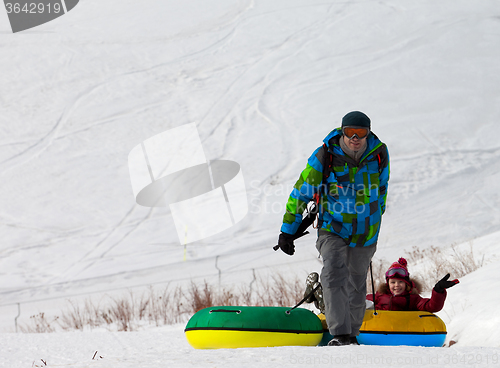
[1,0,500,366]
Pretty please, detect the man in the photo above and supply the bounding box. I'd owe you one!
[277,111,390,346]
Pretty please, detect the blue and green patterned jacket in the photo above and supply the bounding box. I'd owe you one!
[281,127,389,247]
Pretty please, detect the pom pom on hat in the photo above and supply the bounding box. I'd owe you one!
[396,257,407,269]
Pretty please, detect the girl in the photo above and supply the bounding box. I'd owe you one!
[367,258,459,312]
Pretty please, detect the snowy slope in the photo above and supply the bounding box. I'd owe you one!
[2,324,500,368]
[1,0,500,363]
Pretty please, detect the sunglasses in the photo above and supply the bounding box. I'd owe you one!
[386,268,409,278]
[342,126,370,140]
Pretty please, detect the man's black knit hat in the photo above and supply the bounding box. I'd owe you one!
[341,111,371,128]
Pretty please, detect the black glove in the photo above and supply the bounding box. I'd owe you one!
[434,273,459,293]
[277,232,295,256]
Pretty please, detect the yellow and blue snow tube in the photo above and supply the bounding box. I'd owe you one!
[358,310,447,346]
[185,306,323,349]
[318,310,446,347]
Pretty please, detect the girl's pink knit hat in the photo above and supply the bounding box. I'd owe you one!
[385,257,412,288]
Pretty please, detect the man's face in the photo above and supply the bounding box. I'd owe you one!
[343,134,366,151]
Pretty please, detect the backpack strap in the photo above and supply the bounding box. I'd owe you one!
[322,143,334,182]
[315,144,333,229]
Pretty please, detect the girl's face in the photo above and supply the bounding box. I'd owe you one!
[388,279,406,296]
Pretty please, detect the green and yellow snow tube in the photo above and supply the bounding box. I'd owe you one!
[185,306,323,349]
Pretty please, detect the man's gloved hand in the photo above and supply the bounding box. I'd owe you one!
[277,232,295,256]
[434,273,459,293]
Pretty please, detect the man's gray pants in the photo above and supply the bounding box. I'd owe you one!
[316,232,376,337]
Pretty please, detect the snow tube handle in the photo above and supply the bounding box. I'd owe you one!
[209,309,241,314]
